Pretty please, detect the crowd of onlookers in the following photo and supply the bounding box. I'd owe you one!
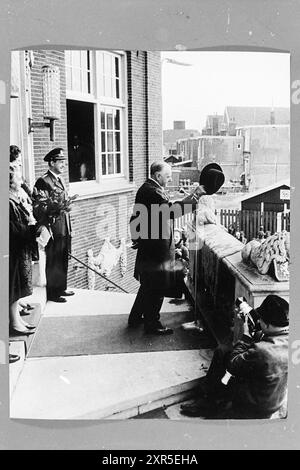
[228,223,273,245]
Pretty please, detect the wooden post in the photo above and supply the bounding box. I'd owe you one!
[277,212,282,232]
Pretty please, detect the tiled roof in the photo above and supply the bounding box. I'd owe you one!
[225,106,290,126]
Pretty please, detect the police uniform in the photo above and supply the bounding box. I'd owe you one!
[34,148,73,302]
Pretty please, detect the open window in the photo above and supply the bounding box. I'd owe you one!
[65,50,127,193]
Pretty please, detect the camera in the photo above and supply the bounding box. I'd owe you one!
[235,297,260,333]
[235,296,247,308]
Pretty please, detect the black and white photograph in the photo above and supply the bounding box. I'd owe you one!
[8,48,290,421]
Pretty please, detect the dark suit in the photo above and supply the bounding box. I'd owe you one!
[34,170,71,299]
[129,178,198,330]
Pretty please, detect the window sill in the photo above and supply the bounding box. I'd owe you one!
[69,179,136,200]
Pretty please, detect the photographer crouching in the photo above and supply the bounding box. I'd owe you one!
[180,295,289,419]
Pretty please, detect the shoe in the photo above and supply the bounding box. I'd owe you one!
[180,399,214,417]
[9,354,20,364]
[19,303,34,311]
[180,397,229,418]
[60,290,75,296]
[48,296,67,303]
[128,316,144,328]
[20,309,31,316]
[10,327,36,336]
[181,320,204,332]
[22,323,36,330]
[144,326,173,335]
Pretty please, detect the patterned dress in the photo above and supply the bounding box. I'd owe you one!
[9,192,35,304]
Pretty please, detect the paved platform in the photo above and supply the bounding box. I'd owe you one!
[10,289,213,420]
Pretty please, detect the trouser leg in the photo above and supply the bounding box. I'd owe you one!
[128,285,145,322]
[198,344,234,400]
[45,236,68,299]
[131,283,163,330]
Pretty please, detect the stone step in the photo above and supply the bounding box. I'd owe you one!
[10,287,213,420]
[9,340,26,400]
[9,303,42,356]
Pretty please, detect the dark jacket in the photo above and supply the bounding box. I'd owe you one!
[130,178,196,296]
[34,170,71,238]
[227,331,288,415]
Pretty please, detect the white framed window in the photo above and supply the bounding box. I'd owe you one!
[65,50,129,193]
[65,50,92,97]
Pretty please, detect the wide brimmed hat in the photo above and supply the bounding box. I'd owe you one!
[199,163,225,195]
[254,294,289,327]
[44,147,65,162]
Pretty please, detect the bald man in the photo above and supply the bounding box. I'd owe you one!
[129,162,205,335]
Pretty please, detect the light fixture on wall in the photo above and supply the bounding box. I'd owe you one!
[28,65,61,141]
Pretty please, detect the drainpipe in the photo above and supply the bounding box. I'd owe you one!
[145,51,149,177]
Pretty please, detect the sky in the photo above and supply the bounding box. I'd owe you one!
[161,51,290,131]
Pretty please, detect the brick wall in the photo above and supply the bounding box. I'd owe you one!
[31,50,68,181]
[30,50,162,294]
[146,51,163,165]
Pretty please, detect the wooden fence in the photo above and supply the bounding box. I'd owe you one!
[219,209,290,241]
[174,211,194,230]
[173,208,290,242]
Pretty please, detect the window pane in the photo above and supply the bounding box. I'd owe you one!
[116,154,121,173]
[101,131,106,152]
[87,52,91,93]
[104,53,112,76]
[102,154,107,175]
[115,132,120,151]
[101,111,105,129]
[67,100,96,183]
[81,69,88,94]
[107,112,113,129]
[105,75,112,97]
[115,57,119,77]
[116,79,120,99]
[108,154,114,174]
[87,70,91,94]
[81,51,88,69]
[107,132,113,152]
[73,68,81,92]
[72,51,81,68]
[97,52,104,96]
[114,109,120,129]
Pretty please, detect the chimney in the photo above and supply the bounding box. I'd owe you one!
[174,121,185,130]
[270,109,275,125]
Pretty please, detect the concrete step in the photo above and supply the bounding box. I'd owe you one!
[10,287,213,420]
[9,340,26,400]
[9,303,42,356]
[10,349,213,419]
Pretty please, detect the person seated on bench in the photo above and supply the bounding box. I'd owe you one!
[180,294,289,419]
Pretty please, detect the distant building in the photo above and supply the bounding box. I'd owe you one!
[163,121,200,159]
[236,125,290,190]
[202,114,225,136]
[176,135,244,185]
[240,179,290,213]
[223,106,290,136]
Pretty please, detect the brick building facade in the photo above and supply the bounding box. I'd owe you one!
[10,49,162,293]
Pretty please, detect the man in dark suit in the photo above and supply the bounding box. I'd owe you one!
[34,148,74,303]
[128,162,206,335]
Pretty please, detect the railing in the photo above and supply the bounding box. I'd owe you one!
[174,212,194,230]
